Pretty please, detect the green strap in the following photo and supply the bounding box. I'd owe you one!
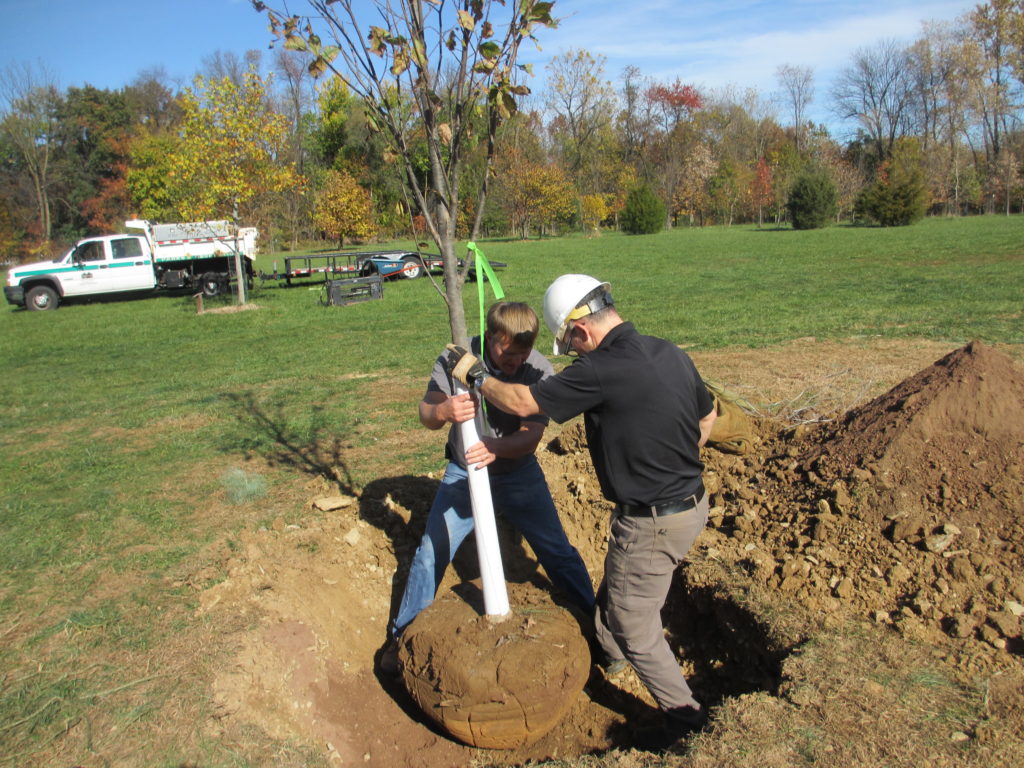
[466,241,505,340]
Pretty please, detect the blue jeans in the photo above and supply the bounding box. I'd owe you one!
[391,458,595,636]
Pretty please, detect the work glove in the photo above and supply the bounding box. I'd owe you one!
[446,344,490,388]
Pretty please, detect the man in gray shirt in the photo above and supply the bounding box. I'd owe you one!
[383,301,595,673]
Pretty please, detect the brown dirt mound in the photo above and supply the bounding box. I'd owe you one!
[694,341,1024,666]
[808,339,1024,534]
[399,587,589,749]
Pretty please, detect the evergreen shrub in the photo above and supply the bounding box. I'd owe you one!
[787,169,837,230]
[621,184,666,235]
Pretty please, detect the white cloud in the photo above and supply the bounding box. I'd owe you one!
[544,1,971,78]
[524,0,976,129]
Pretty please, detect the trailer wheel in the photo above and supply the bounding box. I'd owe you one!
[25,285,59,311]
[201,272,225,297]
[401,255,425,279]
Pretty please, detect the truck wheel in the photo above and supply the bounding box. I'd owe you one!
[401,255,425,279]
[201,273,224,297]
[25,285,59,311]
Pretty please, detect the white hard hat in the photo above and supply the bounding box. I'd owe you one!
[543,274,612,355]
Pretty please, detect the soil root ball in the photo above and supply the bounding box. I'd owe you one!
[399,592,590,749]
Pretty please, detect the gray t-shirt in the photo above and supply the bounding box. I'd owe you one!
[427,336,552,474]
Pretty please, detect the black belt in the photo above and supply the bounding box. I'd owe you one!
[617,487,704,517]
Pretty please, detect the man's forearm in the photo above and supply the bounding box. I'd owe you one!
[480,378,543,418]
[419,400,446,430]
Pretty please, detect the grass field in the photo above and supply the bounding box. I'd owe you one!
[1,215,1022,766]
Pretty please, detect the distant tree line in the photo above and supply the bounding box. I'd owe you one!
[1,1,1023,261]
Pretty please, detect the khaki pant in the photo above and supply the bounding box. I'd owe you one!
[594,494,709,711]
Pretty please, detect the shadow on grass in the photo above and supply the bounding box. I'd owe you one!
[221,391,356,495]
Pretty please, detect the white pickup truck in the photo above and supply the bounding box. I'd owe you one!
[4,219,258,311]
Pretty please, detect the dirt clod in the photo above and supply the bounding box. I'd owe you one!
[400,588,589,749]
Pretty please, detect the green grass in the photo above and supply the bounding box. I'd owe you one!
[2,215,1022,587]
[264,216,1024,348]
[1,215,1022,765]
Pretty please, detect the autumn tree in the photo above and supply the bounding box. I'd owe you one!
[0,62,60,244]
[906,22,973,214]
[542,50,624,230]
[670,142,716,226]
[697,88,784,224]
[969,0,1021,162]
[751,157,774,227]
[824,151,864,221]
[272,47,319,247]
[705,158,748,225]
[531,164,576,235]
[649,79,703,131]
[254,0,557,345]
[579,193,609,235]
[645,78,703,226]
[492,150,574,238]
[121,70,186,226]
[171,71,301,229]
[313,168,376,246]
[544,48,616,190]
[126,131,183,222]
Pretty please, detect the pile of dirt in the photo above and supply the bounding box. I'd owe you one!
[685,341,1024,667]
[810,339,1024,531]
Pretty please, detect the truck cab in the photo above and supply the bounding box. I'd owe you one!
[5,234,156,310]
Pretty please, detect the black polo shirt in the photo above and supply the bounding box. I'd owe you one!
[530,322,713,507]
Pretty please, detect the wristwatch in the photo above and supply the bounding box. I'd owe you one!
[474,371,491,389]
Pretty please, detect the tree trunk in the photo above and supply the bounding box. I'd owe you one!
[441,237,467,346]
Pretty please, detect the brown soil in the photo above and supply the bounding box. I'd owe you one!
[400,587,590,749]
[735,340,1024,662]
[194,338,1024,767]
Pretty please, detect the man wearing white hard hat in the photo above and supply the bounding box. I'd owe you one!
[448,275,716,749]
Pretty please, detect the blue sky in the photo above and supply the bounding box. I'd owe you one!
[1,0,977,130]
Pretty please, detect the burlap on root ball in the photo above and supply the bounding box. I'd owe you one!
[399,591,590,749]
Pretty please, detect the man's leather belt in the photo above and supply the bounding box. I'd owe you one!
[617,487,704,517]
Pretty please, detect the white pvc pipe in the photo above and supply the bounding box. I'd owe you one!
[455,383,510,617]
